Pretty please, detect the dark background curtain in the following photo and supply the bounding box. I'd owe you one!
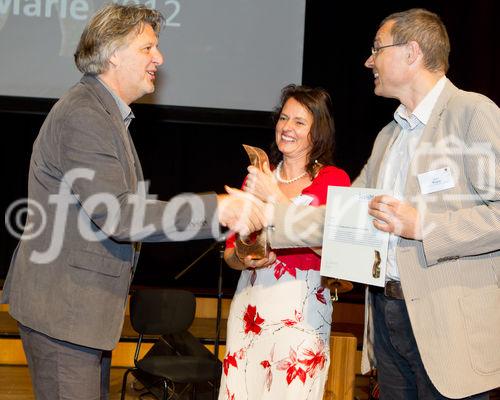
[1,0,498,295]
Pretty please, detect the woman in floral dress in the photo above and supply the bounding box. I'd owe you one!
[219,85,351,400]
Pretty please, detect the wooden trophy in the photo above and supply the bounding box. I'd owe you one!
[234,144,270,260]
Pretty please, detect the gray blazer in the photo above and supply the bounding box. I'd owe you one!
[2,75,219,350]
[268,81,500,397]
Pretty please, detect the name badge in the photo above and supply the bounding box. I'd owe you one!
[417,167,455,194]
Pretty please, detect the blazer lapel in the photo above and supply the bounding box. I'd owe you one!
[127,133,144,183]
[80,74,139,189]
[405,80,459,198]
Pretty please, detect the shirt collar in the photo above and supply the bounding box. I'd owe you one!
[96,77,135,124]
[394,75,447,129]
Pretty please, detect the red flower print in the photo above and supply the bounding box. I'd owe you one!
[274,262,297,280]
[223,352,238,376]
[260,344,275,391]
[225,387,235,400]
[315,287,327,304]
[282,310,303,327]
[286,365,307,385]
[260,360,273,391]
[299,339,327,378]
[243,304,265,335]
[276,347,297,371]
[281,318,297,327]
[236,348,246,360]
[276,348,307,385]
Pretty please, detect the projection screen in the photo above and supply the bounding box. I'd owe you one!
[0,0,306,111]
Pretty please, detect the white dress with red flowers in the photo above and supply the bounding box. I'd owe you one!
[219,166,351,400]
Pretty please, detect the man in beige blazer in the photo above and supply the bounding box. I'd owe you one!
[266,8,499,399]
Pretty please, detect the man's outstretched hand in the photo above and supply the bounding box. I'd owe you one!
[217,186,272,236]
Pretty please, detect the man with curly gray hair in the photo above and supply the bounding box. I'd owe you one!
[2,3,266,399]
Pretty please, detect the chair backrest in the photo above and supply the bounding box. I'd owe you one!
[129,289,196,335]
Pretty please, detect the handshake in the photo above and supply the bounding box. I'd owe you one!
[217,149,287,237]
[216,185,273,237]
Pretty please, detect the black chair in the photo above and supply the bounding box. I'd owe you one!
[120,289,221,400]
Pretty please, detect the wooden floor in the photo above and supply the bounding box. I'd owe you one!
[0,365,371,400]
[0,365,167,400]
[2,365,499,400]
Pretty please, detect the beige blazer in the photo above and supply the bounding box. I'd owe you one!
[268,81,500,398]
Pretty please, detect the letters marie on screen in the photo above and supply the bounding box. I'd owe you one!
[0,0,305,111]
[0,0,180,22]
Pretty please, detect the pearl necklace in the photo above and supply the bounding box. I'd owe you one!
[274,161,308,184]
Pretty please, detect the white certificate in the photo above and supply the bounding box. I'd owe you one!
[320,187,391,287]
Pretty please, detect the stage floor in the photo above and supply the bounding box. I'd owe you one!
[0,365,371,400]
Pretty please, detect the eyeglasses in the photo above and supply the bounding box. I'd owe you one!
[371,42,407,56]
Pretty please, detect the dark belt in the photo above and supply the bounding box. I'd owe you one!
[384,280,404,300]
[371,280,405,300]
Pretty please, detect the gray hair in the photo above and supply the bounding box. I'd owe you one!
[74,3,164,74]
[382,8,450,73]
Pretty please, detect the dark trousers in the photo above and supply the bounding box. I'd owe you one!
[18,323,111,400]
[371,291,489,400]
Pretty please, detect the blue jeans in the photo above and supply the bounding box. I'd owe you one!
[371,291,489,400]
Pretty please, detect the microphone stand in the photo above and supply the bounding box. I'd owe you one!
[175,239,225,362]
[214,241,224,362]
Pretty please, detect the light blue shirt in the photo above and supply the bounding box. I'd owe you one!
[96,76,135,127]
[381,76,447,281]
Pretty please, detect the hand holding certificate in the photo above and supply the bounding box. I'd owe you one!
[320,187,392,287]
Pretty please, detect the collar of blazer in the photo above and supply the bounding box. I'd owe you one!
[78,74,144,184]
[80,74,127,132]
